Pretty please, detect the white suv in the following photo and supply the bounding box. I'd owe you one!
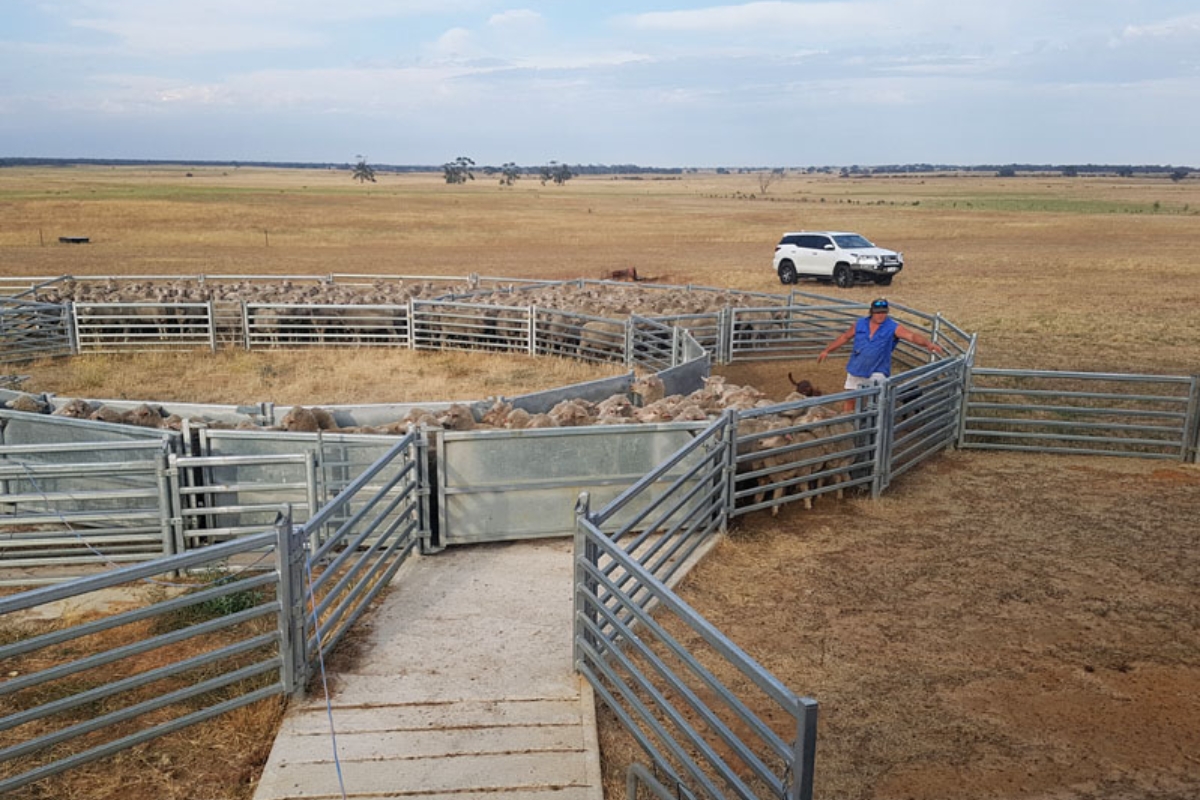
[773,231,903,288]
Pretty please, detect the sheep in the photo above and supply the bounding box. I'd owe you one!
[799,405,858,501]
[630,373,665,406]
[89,405,127,424]
[279,406,338,432]
[53,398,96,418]
[594,393,634,421]
[577,320,626,361]
[504,408,532,429]
[4,394,49,414]
[125,403,167,428]
[548,399,595,427]
[480,399,513,428]
[438,403,477,431]
[752,428,822,514]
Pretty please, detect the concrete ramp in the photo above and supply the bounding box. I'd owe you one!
[254,538,603,800]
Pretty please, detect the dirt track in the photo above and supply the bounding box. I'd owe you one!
[660,449,1200,800]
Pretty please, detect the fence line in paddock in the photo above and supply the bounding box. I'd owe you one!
[1,273,965,368]
[961,368,1200,462]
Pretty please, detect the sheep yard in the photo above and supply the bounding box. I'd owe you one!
[2,167,1200,800]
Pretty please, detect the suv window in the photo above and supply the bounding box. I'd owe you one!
[780,234,804,247]
[832,234,873,248]
[800,235,831,249]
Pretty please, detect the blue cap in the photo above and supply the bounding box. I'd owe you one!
[870,299,889,311]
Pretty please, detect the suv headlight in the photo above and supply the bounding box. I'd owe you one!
[852,254,880,266]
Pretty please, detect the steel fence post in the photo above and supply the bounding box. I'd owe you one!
[572,491,597,662]
[956,336,978,450]
[407,297,418,350]
[275,504,309,695]
[65,301,79,355]
[870,384,891,498]
[1185,375,1200,463]
[240,301,251,350]
[788,699,819,800]
[528,304,538,356]
[206,300,217,352]
[931,313,943,363]
[68,301,80,354]
[722,410,738,523]
[304,450,321,552]
[158,446,178,557]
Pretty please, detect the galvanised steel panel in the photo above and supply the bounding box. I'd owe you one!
[0,409,178,451]
[0,299,72,365]
[274,402,457,429]
[728,304,860,363]
[508,373,635,415]
[199,429,410,546]
[437,423,708,545]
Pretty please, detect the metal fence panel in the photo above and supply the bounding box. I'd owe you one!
[631,315,677,373]
[0,529,287,795]
[0,444,173,579]
[574,414,818,800]
[962,368,1197,460]
[883,357,967,487]
[730,389,882,518]
[508,373,635,415]
[0,298,73,365]
[169,452,317,553]
[652,312,723,360]
[72,302,215,353]
[437,424,709,547]
[410,299,531,353]
[728,305,860,363]
[300,432,427,671]
[196,429,403,544]
[245,303,408,349]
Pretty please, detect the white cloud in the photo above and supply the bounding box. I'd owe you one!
[428,28,478,60]
[47,0,486,56]
[618,1,886,34]
[1121,12,1200,39]
[487,9,544,30]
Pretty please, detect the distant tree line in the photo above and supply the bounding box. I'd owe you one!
[1,157,1193,180]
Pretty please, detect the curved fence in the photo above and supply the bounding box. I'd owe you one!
[2,274,1197,799]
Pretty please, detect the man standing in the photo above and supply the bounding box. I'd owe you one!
[817,298,945,412]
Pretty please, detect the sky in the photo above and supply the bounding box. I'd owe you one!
[1,1,1197,168]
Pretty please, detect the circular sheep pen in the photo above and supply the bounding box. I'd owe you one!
[3,275,1198,800]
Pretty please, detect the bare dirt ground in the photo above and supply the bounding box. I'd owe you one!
[659,450,1200,800]
[2,169,1199,799]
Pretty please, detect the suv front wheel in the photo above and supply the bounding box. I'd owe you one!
[777,261,798,285]
[833,264,854,288]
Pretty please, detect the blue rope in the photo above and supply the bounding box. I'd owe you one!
[305,551,349,800]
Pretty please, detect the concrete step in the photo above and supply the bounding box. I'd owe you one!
[256,696,601,799]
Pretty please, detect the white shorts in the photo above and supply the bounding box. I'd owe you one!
[844,372,887,390]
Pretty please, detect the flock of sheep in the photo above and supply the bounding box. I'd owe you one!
[27,276,797,355]
[6,276,856,511]
[4,372,854,513]
[30,276,781,317]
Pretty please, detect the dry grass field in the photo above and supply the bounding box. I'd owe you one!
[1,167,1198,800]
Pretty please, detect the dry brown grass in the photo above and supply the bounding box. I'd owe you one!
[2,168,1199,800]
[16,349,622,406]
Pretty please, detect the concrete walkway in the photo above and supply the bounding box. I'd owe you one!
[254,537,604,800]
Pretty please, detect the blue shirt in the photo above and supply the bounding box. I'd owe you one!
[845,316,899,378]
